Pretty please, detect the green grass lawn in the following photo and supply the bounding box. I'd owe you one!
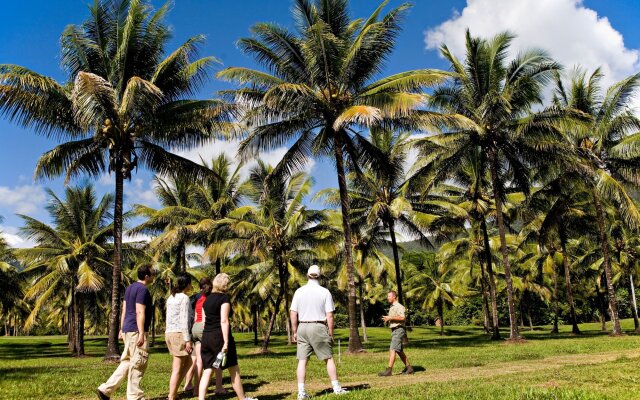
[2,320,640,399]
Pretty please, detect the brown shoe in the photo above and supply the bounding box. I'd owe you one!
[95,389,110,400]
[402,365,414,374]
[378,367,393,377]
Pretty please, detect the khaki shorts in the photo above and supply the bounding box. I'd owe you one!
[165,332,189,357]
[297,322,333,361]
[192,322,204,343]
[390,327,406,352]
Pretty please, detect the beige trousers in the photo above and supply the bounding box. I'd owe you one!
[98,332,149,400]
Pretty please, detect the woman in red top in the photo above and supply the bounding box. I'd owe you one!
[184,277,227,396]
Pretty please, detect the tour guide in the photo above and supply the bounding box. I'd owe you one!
[378,290,414,376]
[290,264,348,399]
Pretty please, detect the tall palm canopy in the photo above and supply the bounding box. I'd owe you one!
[552,67,640,335]
[16,185,114,356]
[0,0,235,358]
[218,0,452,352]
[411,31,576,340]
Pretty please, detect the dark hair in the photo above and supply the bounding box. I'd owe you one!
[199,277,213,296]
[171,273,192,296]
[137,263,155,280]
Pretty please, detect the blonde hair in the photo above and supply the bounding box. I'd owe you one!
[212,273,230,293]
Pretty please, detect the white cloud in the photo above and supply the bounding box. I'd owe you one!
[123,232,152,243]
[0,225,35,248]
[98,173,112,186]
[425,0,640,88]
[174,139,315,181]
[0,184,46,215]
[124,178,159,208]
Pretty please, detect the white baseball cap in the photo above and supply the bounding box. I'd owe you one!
[307,264,321,277]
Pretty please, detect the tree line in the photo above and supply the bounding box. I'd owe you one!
[1,0,640,358]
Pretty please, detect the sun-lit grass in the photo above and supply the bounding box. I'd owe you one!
[2,320,640,399]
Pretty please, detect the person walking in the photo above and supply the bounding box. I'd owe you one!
[290,265,348,400]
[378,290,413,376]
[198,273,257,400]
[96,263,155,400]
[184,277,226,397]
[165,273,194,400]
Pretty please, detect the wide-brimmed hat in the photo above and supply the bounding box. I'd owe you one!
[307,264,321,278]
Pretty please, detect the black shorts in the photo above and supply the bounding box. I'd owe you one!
[201,328,238,370]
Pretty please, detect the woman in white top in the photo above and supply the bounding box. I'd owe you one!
[165,273,193,400]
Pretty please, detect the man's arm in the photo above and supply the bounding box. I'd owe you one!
[326,311,334,339]
[135,303,146,347]
[382,315,405,323]
[119,300,127,339]
[290,310,298,342]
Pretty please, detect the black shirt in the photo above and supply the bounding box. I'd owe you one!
[203,293,233,332]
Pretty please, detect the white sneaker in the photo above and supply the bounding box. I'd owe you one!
[244,397,258,400]
[334,388,349,395]
[297,393,310,399]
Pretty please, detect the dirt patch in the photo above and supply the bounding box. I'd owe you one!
[252,349,640,397]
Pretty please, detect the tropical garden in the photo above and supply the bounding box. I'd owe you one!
[2,0,640,399]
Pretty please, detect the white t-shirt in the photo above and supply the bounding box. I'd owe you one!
[165,292,191,341]
[290,279,335,321]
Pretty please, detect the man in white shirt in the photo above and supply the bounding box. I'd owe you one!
[290,265,348,399]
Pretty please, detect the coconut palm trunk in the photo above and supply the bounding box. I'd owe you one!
[261,292,283,354]
[479,259,492,334]
[437,296,444,336]
[333,133,364,353]
[489,153,520,340]
[76,294,85,357]
[358,281,368,342]
[68,290,77,353]
[388,220,404,304]
[252,304,259,346]
[261,255,286,353]
[481,218,500,339]
[630,275,640,332]
[592,190,622,335]
[551,254,559,334]
[106,165,124,360]
[559,226,580,334]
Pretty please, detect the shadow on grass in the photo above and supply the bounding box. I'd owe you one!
[314,383,371,397]
[147,375,268,400]
[0,338,108,359]
[0,366,75,381]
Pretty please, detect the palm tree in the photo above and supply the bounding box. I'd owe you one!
[519,172,590,334]
[218,161,339,353]
[553,68,640,335]
[16,185,113,356]
[218,0,451,352]
[0,0,235,358]
[336,213,395,342]
[412,31,573,340]
[349,129,430,305]
[610,221,640,332]
[0,219,23,334]
[131,174,194,273]
[409,147,505,339]
[406,255,455,336]
[133,155,248,275]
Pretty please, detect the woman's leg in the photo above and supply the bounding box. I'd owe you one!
[184,352,197,391]
[215,367,226,394]
[228,365,247,400]
[199,368,213,400]
[168,355,184,400]
[179,354,193,386]
[192,342,202,395]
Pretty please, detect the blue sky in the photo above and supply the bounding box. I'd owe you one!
[1,0,639,246]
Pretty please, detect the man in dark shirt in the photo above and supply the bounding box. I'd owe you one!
[97,264,155,400]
